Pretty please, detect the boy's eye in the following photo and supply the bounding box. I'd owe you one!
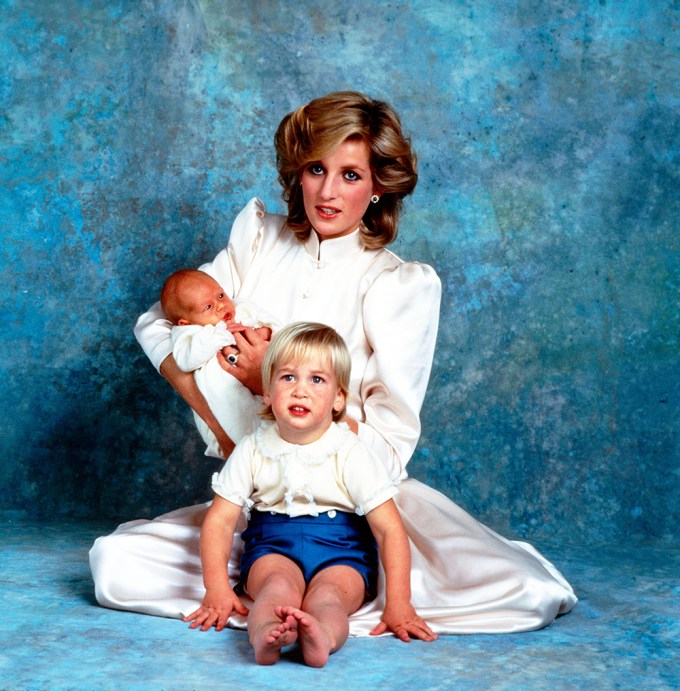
[218,293,224,299]
[282,374,295,382]
[311,376,324,384]
[203,304,211,312]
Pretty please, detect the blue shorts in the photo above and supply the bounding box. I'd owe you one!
[239,511,378,597]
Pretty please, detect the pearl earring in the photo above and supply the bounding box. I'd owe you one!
[370,195,379,204]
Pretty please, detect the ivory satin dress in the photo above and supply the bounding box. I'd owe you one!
[90,198,577,635]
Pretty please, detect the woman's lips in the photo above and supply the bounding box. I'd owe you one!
[316,206,340,219]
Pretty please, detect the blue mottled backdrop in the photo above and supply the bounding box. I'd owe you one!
[1,0,677,545]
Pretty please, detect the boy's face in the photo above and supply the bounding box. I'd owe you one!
[178,274,235,327]
[264,355,345,445]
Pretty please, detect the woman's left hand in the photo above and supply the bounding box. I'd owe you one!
[217,327,269,395]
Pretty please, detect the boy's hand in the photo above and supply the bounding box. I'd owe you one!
[183,588,249,632]
[370,602,438,642]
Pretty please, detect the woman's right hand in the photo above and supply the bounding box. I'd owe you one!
[217,327,269,395]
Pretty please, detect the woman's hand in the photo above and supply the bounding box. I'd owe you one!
[370,602,438,642]
[183,587,249,632]
[217,327,269,395]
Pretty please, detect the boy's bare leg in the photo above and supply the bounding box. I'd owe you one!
[246,555,306,665]
[282,565,365,668]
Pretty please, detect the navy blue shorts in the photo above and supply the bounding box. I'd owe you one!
[239,511,378,597]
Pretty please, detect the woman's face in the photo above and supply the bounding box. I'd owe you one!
[300,138,375,241]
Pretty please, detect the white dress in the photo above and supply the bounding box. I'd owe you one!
[89,198,577,635]
[171,300,279,458]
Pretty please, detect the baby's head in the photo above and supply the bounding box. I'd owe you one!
[160,269,235,326]
[261,322,351,425]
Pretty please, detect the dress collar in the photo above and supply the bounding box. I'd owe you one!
[303,228,365,263]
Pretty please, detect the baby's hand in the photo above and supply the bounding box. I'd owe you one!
[225,320,247,334]
[370,602,438,642]
[183,588,249,632]
[226,322,272,342]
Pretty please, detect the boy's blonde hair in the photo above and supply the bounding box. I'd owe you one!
[261,322,351,423]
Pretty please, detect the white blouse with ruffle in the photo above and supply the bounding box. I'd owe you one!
[211,422,397,518]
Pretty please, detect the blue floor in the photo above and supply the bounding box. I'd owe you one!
[1,514,677,690]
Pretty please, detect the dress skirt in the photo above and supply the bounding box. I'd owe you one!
[89,478,577,635]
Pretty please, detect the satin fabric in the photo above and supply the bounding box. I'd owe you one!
[90,478,576,635]
[90,199,577,634]
[134,198,441,479]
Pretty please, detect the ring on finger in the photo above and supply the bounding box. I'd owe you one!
[226,351,239,366]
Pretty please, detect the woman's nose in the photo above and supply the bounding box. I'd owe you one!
[320,175,337,199]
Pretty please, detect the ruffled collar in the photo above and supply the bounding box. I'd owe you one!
[254,421,353,516]
[303,228,365,263]
[255,421,351,463]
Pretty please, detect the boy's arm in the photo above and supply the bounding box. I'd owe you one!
[366,499,437,642]
[183,495,248,631]
[160,355,235,458]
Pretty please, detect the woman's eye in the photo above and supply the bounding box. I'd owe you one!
[344,170,359,181]
[308,164,324,175]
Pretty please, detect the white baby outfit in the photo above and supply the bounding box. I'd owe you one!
[171,299,278,457]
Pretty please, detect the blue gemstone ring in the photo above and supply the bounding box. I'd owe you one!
[226,352,239,366]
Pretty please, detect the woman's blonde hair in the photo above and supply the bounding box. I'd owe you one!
[261,322,351,423]
[275,91,418,249]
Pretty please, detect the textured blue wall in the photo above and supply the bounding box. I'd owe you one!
[1,1,677,544]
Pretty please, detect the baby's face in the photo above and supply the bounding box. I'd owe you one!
[179,274,235,327]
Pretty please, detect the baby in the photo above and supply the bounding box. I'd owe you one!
[160,269,279,457]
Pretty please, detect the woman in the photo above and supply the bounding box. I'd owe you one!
[90,91,576,634]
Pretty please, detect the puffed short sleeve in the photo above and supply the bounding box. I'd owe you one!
[133,198,268,372]
[358,261,441,481]
[211,435,257,509]
[342,438,399,516]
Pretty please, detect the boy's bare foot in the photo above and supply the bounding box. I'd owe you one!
[279,606,333,668]
[252,611,298,665]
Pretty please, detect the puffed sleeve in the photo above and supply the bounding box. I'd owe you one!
[133,198,267,372]
[342,438,399,516]
[358,261,441,481]
[210,435,256,509]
